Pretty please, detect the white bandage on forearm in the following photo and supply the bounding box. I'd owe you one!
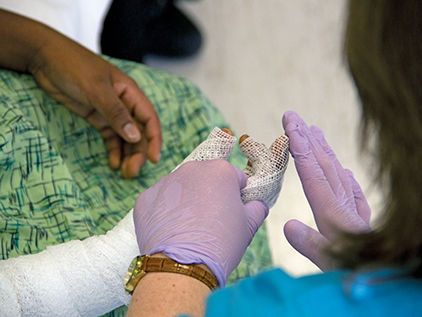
[0,210,137,317]
[239,135,289,208]
[176,127,289,209]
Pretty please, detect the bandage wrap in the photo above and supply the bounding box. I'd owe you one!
[0,127,289,316]
[173,127,238,171]
[239,135,289,208]
[176,127,290,208]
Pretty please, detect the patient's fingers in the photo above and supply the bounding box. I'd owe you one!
[239,134,253,169]
[239,133,289,209]
[269,135,290,171]
[239,136,269,167]
[239,134,249,144]
[222,128,234,136]
[172,127,237,172]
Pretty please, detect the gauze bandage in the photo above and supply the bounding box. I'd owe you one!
[175,127,290,208]
[172,127,238,171]
[240,135,289,208]
[0,127,289,316]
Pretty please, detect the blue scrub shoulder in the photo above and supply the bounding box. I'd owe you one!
[203,268,422,317]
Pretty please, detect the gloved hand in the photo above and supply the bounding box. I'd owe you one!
[133,159,269,287]
[282,111,371,270]
[133,127,289,287]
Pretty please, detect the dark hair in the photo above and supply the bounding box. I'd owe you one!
[329,0,422,277]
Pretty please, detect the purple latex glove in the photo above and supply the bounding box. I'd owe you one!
[133,160,269,287]
[282,111,371,270]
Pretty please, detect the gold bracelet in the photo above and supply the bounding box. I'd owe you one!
[124,255,219,295]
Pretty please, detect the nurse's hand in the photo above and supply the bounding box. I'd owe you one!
[282,111,371,270]
[133,159,269,287]
[129,128,288,316]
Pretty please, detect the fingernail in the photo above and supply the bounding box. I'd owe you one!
[221,128,234,136]
[239,134,249,144]
[123,123,141,142]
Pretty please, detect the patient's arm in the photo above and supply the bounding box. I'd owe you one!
[0,9,162,178]
[0,210,137,316]
[0,127,288,316]
[0,128,231,316]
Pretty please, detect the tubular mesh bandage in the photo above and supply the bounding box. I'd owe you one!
[175,127,290,208]
[173,127,238,170]
[240,135,289,208]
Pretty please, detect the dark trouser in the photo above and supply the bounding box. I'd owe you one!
[101,0,202,62]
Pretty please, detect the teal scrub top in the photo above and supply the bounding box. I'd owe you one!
[198,268,422,316]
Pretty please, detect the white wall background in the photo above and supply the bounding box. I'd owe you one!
[0,0,382,277]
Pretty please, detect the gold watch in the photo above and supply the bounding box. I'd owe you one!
[124,255,219,295]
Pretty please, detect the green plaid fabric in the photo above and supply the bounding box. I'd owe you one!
[0,57,272,316]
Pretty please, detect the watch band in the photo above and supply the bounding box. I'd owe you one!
[141,255,219,290]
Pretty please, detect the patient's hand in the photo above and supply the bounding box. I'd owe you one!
[175,127,289,209]
[27,20,162,178]
[238,133,289,209]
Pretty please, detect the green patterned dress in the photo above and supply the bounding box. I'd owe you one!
[0,57,272,316]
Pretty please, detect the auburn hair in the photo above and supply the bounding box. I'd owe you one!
[328,0,422,277]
